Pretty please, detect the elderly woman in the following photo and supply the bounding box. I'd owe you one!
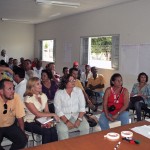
[24,77,59,144]
[54,74,89,140]
[129,72,150,121]
[99,73,129,130]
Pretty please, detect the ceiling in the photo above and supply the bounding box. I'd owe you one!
[0,0,138,24]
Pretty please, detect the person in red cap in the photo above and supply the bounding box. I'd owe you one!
[73,61,81,79]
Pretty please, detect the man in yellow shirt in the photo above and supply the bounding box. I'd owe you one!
[86,67,105,104]
[0,79,27,150]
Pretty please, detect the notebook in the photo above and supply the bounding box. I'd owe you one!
[36,117,54,125]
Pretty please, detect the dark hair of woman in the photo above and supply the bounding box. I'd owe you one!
[59,74,73,90]
[41,69,53,80]
[137,72,148,82]
[110,73,122,86]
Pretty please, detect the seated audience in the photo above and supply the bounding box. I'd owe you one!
[33,60,43,79]
[32,58,38,68]
[13,67,27,102]
[0,79,27,149]
[99,73,129,130]
[86,66,105,101]
[18,57,25,69]
[8,57,13,70]
[72,61,81,79]
[12,59,18,70]
[80,64,92,87]
[24,77,59,144]
[70,67,95,110]
[46,62,60,83]
[129,72,150,121]
[41,70,58,113]
[0,61,13,81]
[24,59,36,80]
[54,74,89,140]
[60,67,69,82]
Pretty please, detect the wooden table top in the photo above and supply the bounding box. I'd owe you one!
[23,121,150,150]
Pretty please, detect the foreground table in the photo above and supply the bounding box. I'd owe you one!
[23,121,150,150]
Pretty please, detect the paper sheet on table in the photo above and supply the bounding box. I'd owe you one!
[145,119,150,122]
[131,125,150,139]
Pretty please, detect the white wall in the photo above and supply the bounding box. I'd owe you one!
[0,22,34,61]
[34,0,150,92]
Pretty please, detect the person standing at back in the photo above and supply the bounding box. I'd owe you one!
[0,49,8,63]
[0,79,27,150]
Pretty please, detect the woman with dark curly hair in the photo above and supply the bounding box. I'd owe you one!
[41,69,58,113]
[54,74,89,140]
[129,72,150,121]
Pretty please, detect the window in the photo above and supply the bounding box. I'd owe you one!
[41,40,55,62]
[80,35,119,69]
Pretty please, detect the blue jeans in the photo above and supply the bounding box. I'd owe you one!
[129,101,146,121]
[99,111,129,130]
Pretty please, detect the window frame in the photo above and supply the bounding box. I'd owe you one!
[40,39,56,62]
[80,34,120,70]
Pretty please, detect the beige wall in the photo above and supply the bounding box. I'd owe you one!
[0,22,34,61]
[35,0,150,91]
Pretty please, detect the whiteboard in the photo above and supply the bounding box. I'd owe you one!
[139,44,150,75]
[121,45,139,75]
[121,44,150,76]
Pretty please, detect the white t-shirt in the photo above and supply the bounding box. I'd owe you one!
[33,67,43,79]
[0,55,8,63]
[15,79,27,101]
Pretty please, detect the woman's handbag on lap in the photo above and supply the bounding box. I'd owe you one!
[130,96,144,104]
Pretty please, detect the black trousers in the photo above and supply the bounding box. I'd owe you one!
[24,122,58,144]
[0,124,27,150]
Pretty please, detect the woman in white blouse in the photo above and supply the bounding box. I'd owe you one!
[24,77,59,144]
[54,74,89,140]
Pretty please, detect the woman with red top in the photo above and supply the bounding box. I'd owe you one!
[99,73,129,130]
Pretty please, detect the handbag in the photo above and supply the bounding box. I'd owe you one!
[130,96,144,104]
[84,112,98,127]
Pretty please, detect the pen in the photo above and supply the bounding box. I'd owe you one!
[114,141,121,150]
[122,137,140,144]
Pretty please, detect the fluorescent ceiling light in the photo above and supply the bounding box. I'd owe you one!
[1,18,31,23]
[36,0,80,8]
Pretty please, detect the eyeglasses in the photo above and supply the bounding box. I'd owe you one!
[3,103,7,114]
[69,79,76,83]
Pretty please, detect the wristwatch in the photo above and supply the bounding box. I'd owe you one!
[77,117,83,122]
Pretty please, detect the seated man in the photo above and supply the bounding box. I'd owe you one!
[86,66,105,104]
[0,79,27,150]
[80,64,92,87]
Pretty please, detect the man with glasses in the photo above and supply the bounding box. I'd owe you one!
[0,79,27,150]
